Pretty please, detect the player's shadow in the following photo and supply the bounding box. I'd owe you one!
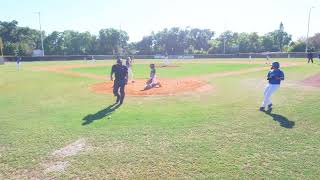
[264,111,295,129]
[82,103,121,125]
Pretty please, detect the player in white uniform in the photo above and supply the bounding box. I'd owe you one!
[266,54,270,64]
[125,57,134,83]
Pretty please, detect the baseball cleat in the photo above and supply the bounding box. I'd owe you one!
[259,107,265,112]
[267,104,273,110]
[115,97,120,103]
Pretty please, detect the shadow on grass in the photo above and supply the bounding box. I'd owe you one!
[82,103,121,125]
[264,111,295,129]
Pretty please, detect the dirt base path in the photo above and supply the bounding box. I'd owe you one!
[302,74,320,87]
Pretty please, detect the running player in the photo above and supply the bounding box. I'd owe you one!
[110,58,128,104]
[260,61,285,112]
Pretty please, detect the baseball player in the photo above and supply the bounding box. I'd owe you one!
[125,56,134,83]
[110,58,128,104]
[307,52,314,63]
[16,56,21,71]
[144,64,161,90]
[266,54,270,64]
[318,53,320,64]
[260,61,285,112]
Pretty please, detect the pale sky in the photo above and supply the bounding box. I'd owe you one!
[0,0,319,42]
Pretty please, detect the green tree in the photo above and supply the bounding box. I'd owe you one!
[215,31,239,54]
[136,35,154,55]
[288,39,306,52]
[44,31,65,55]
[98,28,129,55]
[309,33,320,51]
[262,23,292,52]
[0,20,41,55]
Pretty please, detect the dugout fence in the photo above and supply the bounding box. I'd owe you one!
[1,52,317,62]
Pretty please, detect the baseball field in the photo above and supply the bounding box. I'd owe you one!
[1,58,320,179]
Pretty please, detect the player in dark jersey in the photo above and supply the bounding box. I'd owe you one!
[110,58,128,104]
[307,52,314,63]
[16,56,21,71]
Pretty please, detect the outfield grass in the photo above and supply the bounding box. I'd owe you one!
[1,59,320,179]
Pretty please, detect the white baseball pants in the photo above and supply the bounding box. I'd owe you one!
[261,84,280,108]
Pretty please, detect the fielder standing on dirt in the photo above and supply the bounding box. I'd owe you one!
[126,56,134,83]
[260,61,284,112]
[110,58,128,104]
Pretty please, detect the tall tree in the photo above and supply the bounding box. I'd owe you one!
[309,33,320,51]
[98,28,129,55]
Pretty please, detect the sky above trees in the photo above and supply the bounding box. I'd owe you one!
[1,0,319,42]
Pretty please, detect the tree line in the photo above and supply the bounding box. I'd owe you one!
[1,20,320,56]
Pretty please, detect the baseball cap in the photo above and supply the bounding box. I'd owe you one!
[116,58,122,64]
[271,61,280,68]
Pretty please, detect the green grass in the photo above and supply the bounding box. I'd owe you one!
[1,59,320,179]
[70,63,264,78]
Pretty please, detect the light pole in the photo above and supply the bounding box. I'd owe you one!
[223,37,226,54]
[36,12,45,56]
[305,6,315,53]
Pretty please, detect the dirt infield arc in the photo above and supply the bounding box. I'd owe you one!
[91,78,212,96]
[33,64,213,96]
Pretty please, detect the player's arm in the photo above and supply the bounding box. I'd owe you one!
[267,72,272,80]
[279,71,284,80]
[110,65,115,81]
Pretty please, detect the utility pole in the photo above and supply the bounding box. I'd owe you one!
[36,12,45,56]
[305,6,315,53]
[0,37,3,56]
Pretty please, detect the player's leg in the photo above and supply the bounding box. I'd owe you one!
[113,81,121,103]
[17,62,21,71]
[263,84,280,110]
[129,68,134,82]
[119,81,126,104]
[144,79,151,89]
[261,84,271,110]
